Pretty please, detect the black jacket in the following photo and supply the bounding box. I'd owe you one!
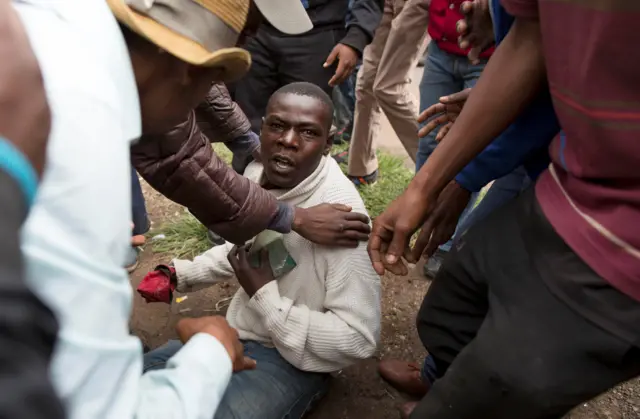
[274,0,384,55]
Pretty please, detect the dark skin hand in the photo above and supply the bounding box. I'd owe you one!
[407,180,471,263]
[293,204,370,248]
[324,43,359,87]
[417,88,472,141]
[176,316,257,372]
[457,0,494,64]
[0,0,50,177]
[227,245,274,297]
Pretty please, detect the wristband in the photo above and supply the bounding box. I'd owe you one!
[0,136,38,207]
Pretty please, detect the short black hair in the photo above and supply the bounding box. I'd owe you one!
[269,82,334,130]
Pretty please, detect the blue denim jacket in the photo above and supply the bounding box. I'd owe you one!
[454,0,560,192]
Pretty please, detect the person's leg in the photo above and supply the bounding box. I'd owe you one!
[453,166,530,242]
[234,27,280,133]
[142,340,183,373]
[337,63,359,142]
[415,43,460,171]
[277,28,340,97]
[372,0,430,163]
[214,341,330,419]
[345,0,394,178]
[131,166,149,236]
[411,189,640,418]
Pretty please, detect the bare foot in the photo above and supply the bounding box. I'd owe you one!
[457,0,494,64]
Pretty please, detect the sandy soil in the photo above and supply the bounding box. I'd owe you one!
[129,181,639,419]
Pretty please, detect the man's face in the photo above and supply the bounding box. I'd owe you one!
[137,51,224,135]
[260,93,332,189]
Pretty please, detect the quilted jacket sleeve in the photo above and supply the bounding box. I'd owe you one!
[131,84,280,245]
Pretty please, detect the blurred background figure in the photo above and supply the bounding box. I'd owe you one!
[0,1,63,418]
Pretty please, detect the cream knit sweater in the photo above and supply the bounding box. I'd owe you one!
[173,156,381,373]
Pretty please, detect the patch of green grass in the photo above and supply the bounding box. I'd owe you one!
[151,214,210,259]
[151,143,414,258]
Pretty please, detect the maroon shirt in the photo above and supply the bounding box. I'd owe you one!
[501,0,640,302]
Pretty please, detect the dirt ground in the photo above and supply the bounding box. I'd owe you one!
[129,183,640,419]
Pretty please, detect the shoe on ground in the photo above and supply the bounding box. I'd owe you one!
[399,401,418,419]
[378,359,430,398]
[348,169,378,186]
[423,248,448,278]
[207,230,226,246]
[332,150,349,165]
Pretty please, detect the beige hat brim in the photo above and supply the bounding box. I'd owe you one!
[107,0,251,82]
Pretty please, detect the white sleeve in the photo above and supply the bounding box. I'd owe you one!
[173,242,236,293]
[136,334,232,419]
[246,242,381,372]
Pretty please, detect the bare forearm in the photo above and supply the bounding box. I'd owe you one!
[413,17,545,200]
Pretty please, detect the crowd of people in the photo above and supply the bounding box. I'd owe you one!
[1,0,638,418]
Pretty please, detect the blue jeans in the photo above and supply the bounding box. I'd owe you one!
[143,340,330,419]
[131,166,148,236]
[417,42,487,252]
[453,166,531,243]
[333,64,359,138]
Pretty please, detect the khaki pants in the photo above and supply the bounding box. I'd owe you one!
[348,0,430,176]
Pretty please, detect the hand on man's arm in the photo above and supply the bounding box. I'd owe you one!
[368,17,546,275]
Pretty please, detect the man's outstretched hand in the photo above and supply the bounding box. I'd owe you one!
[417,88,471,141]
[293,203,370,248]
[367,185,434,276]
[325,43,358,87]
[457,0,494,64]
[176,316,256,372]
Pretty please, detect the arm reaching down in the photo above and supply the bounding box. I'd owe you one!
[368,16,547,275]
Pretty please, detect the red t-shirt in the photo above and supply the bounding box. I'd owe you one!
[428,0,494,58]
[501,0,640,302]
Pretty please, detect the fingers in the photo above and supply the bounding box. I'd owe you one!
[411,225,433,262]
[367,228,386,275]
[227,245,240,271]
[456,18,469,36]
[343,211,371,225]
[329,203,352,212]
[441,88,472,104]
[435,122,453,142]
[379,241,409,276]
[240,356,257,371]
[323,46,339,68]
[329,59,349,87]
[467,47,482,64]
[335,239,360,248]
[424,225,449,259]
[460,0,474,14]
[417,103,447,123]
[418,114,453,138]
[385,224,410,267]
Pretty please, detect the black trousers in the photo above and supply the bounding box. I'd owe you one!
[234,26,341,133]
[412,187,640,419]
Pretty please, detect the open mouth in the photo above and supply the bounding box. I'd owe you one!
[271,154,295,172]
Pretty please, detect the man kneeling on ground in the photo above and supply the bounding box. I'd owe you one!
[140,82,381,419]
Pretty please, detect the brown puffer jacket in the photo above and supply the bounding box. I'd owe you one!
[131,83,279,244]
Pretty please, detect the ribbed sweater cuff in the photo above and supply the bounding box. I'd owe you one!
[246,281,285,324]
[173,259,210,292]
